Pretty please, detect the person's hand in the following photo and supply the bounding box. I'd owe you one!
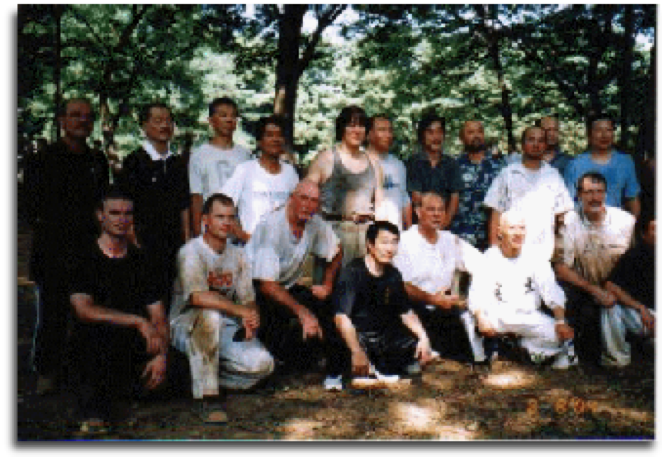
[591,286,617,308]
[415,336,432,366]
[310,284,332,301]
[640,307,655,337]
[227,220,249,243]
[297,308,323,341]
[142,354,167,390]
[554,321,574,341]
[241,308,260,340]
[476,316,497,338]
[351,349,370,377]
[136,318,161,355]
[432,288,460,310]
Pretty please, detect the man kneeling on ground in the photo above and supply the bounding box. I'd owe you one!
[468,210,576,370]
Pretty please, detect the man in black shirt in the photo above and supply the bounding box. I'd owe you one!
[69,187,169,432]
[25,98,110,394]
[332,221,432,387]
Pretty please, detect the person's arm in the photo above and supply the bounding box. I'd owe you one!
[181,207,191,242]
[624,197,641,220]
[549,305,574,341]
[311,247,343,301]
[553,263,616,308]
[403,202,413,230]
[304,149,332,185]
[400,310,432,365]
[142,301,169,390]
[191,194,204,237]
[333,313,370,376]
[70,293,161,355]
[605,281,655,335]
[487,208,501,247]
[403,282,460,310]
[256,280,322,340]
[371,158,386,221]
[444,192,459,229]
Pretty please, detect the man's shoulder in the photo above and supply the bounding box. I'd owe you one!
[606,206,636,228]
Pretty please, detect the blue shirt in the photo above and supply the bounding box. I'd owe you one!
[564,150,640,208]
[449,153,505,251]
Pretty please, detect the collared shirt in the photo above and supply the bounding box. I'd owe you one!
[449,153,505,250]
[142,140,173,161]
[559,206,635,285]
[546,148,573,178]
[484,162,574,261]
[406,151,462,200]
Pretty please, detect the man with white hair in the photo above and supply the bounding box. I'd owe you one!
[468,210,576,369]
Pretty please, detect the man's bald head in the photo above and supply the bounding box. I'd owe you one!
[460,120,485,153]
[289,179,320,224]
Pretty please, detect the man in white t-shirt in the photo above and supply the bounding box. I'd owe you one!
[246,180,344,386]
[366,114,410,231]
[222,115,299,242]
[484,126,574,260]
[189,97,251,236]
[553,172,635,367]
[393,192,485,364]
[468,210,576,370]
[170,194,274,423]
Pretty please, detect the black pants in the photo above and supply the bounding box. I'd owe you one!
[413,303,476,363]
[354,326,418,376]
[70,323,189,421]
[561,282,603,366]
[256,284,347,375]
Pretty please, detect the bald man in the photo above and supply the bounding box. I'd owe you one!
[538,116,572,177]
[246,180,346,388]
[468,210,576,370]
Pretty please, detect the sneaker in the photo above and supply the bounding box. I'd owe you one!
[552,352,578,370]
[323,375,343,391]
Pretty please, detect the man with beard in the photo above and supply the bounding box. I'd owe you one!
[449,120,505,251]
[553,172,636,367]
[484,126,574,261]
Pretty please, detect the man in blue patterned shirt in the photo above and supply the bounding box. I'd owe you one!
[450,120,505,251]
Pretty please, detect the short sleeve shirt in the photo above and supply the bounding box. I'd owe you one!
[332,258,412,334]
[69,242,160,318]
[393,226,483,296]
[449,153,504,250]
[245,207,339,289]
[380,154,410,230]
[564,150,641,208]
[170,237,255,322]
[560,207,635,286]
[221,159,299,235]
[484,162,574,260]
[608,242,655,310]
[189,143,251,202]
[406,152,463,200]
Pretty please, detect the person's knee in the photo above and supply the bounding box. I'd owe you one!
[243,347,276,376]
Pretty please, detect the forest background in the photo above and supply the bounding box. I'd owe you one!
[17,3,657,167]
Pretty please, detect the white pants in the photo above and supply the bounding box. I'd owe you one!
[601,305,655,367]
[483,309,564,360]
[171,309,275,399]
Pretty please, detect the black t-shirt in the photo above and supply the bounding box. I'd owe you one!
[332,257,412,334]
[69,241,161,318]
[608,241,655,310]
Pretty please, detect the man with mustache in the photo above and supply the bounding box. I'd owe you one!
[449,120,504,251]
[553,172,636,368]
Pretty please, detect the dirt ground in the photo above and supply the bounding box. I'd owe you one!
[15,201,655,441]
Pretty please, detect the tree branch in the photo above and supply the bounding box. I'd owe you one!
[297,5,346,78]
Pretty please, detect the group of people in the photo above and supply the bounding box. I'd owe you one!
[24,96,655,432]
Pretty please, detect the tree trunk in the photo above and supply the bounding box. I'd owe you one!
[274,5,307,152]
[54,5,63,142]
[635,39,656,161]
[619,5,635,150]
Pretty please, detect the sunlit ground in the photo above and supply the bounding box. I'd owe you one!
[481,369,538,389]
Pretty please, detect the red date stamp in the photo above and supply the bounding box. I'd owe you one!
[526,397,598,417]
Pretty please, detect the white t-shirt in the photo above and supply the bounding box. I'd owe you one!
[189,143,251,202]
[560,206,635,285]
[221,159,299,235]
[170,236,255,323]
[468,246,566,318]
[484,162,573,261]
[393,226,483,296]
[379,154,410,230]
[246,206,340,289]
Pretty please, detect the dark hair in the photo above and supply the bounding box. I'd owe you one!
[367,114,391,135]
[208,97,239,118]
[255,115,286,142]
[335,106,367,141]
[57,98,93,117]
[586,114,616,134]
[536,115,559,127]
[139,102,172,125]
[202,193,235,215]
[98,185,132,210]
[417,113,446,144]
[520,126,543,145]
[577,171,608,193]
[366,220,400,245]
